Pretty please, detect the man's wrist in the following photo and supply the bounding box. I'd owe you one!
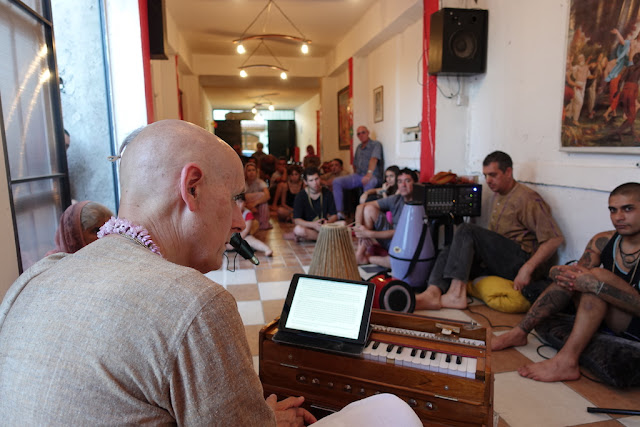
[366,170,373,175]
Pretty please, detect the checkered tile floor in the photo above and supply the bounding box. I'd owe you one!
[205,217,640,426]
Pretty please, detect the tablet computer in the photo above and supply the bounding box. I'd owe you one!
[272,273,375,356]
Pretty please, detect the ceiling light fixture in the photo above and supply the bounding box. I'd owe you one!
[249,93,278,113]
[238,39,288,79]
[234,0,310,78]
[234,0,311,54]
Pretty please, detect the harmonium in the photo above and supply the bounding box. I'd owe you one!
[259,309,493,426]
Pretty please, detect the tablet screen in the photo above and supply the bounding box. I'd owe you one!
[279,274,374,344]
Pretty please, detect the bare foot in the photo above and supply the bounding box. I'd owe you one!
[415,288,442,310]
[491,327,528,351]
[517,355,581,382]
[355,243,369,265]
[440,292,468,309]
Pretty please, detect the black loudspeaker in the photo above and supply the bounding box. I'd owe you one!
[428,8,488,75]
[148,0,168,60]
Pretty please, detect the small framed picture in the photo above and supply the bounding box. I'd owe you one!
[373,86,383,123]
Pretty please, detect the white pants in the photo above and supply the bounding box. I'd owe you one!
[312,393,422,426]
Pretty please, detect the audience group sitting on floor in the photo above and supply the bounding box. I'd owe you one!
[38,122,639,391]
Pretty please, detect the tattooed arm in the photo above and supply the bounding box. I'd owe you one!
[549,231,613,283]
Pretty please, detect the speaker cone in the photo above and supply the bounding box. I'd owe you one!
[450,31,477,60]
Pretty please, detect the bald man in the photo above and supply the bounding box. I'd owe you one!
[0,120,421,426]
[0,121,310,425]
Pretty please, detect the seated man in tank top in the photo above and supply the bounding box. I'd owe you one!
[492,182,640,383]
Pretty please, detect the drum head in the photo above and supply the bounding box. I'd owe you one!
[379,280,415,313]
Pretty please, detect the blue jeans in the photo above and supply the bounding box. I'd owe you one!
[333,173,379,212]
[428,223,531,292]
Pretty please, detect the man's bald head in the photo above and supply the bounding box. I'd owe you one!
[119,120,238,210]
[116,120,245,272]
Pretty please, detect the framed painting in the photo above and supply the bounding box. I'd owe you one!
[561,0,640,153]
[374,86,383,123]
[337,85,351,150]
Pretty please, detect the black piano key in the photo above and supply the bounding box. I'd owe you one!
[456,356,462,365]
[419,350,427,359]
[411,348,417,357]
[386,344,394,352]
[430,352,437,360]
[445,354,451,363]
[396,346,404,354]
[372,341,380,350]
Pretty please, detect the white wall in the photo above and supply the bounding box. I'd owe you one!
[295,94,321,160]
[353,18,423,171]
[321,68,350,168]
[151,57,180,121]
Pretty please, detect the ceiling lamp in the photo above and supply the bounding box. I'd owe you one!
[238,40,288,79]
[234,0,310,78]
[250,93,278,112]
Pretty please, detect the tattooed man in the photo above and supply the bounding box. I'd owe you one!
[492,182,640,382]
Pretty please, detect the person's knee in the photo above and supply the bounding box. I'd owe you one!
[293,225,305,236]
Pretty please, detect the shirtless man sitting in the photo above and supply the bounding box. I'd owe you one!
[492,182,640,382]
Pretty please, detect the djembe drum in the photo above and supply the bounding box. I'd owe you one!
[308,223,361,281]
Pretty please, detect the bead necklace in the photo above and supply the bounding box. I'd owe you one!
[618,237,640,268]
[98,217,163,257]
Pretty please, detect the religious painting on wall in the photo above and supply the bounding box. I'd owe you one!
[337,86,352,150]
[562,0,640,153]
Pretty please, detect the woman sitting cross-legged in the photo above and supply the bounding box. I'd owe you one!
[244,162,272,230]
[272,164,303,222]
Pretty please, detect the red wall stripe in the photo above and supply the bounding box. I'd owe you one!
[138,0,155,124]
[421,0,439,182]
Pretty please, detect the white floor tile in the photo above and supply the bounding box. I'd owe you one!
[620,416,640,426]
[259,281,291,300]
[514,330,558,363]
[237,300,264,325]
[252,356,259,375]
[205,268,257,286]
[494,371,611,427]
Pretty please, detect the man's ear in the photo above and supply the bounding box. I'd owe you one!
[180,163,203,212]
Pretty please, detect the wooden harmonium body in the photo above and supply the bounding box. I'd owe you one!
[259,309,493,426]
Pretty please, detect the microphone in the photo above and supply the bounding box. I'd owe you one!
[230,233,259,265]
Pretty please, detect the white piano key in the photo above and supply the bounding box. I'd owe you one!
[438,353,450,373]
[406,348,420,368]
[387,345,403,365]
[397,347,414,367]
[453,355,468,377]
[466,357,477,379]
[429,352,441,372]
[363,341,376,360]
[416,349,430,370]
[372,342,388,362]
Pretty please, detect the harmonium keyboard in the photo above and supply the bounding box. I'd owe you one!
[259,309,493,426]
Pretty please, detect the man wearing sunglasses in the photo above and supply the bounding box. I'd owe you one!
[332,126,384,220]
